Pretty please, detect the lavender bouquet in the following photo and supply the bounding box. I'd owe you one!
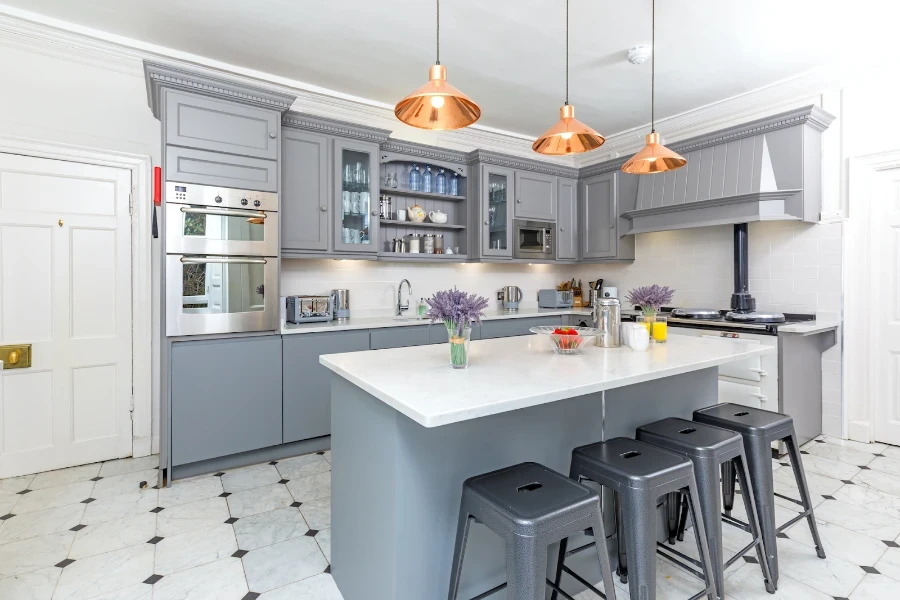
[625,284,675,316]
[425,288,490,368]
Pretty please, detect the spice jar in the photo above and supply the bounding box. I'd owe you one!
[423,234,435,254]
[407,233,421,253]
[434,234,444,254]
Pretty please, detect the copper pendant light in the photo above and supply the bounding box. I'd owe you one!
[533,0,605,155]
[394,0,481,130]
[621,0,686,174]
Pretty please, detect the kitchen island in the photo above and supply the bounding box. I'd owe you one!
[320,333,773,600]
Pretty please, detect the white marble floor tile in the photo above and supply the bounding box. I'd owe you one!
[868,456,900,478]
[774,537,865,597]
[299,496,331,531]
[0,503,84,545]
[242,536,328,593]
[323,450,332,464]
[0,531,74,578]
[90,468,159,499]
[0,474,34,495]
[729,493,803,533]
[151,557,248,600]
[773,479,824,512]
[0,566,60,600]
[226,483,293,519]
[882,445,900,459]
[274,454,330,481]
[784,454,861,482]
[724,564,833,600]
[154,523,238,576]
[87,582,152,600]
[814,498,900,541]
[232,507,310,551]
[157,475,223,509]
[612,554,706,600]
[822,436,887,454]
[852,468,900,497]
[286,471,331,503]
[54,543,154,600]
[874,547,900,582]
[68,512,156,561]
[259,573,343,600]
[835,482,900,521]
[804,442,877,467]
[774,465,845,496]
[315,528,331,562]
[220,464,282,493]
[0,493,17,516]
[156,497,230,538]
[12,481,94,514]
[28,464,101,491]
[849,573,900,599]
[785,518,888,566]
[98,455,159,478]
[81,489,158,525]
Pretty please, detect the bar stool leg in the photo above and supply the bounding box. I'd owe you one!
[615,493,628,584]
[506,534,548,600]
[447,508,473,600]
[666,492,681,544]
[693,461,727,599]
[550,536,568,600]
[733,454,776,593]
[784,432,826,560]
[676,492,689,542]
[721,461,737,516]
[683,480,718,600]
[622,489,659,600]
[592,509,617,600]
[741,435,779,585]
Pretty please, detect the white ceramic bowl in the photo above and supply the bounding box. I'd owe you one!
[529,326,602,355]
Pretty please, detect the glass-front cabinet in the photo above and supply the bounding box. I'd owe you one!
[480,165,514,258]
[333,138,379,254]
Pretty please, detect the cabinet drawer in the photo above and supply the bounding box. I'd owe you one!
[718,380,768,410]
[166,90,280,159]
[480,316,563,339]
[370,325,432,350]
[167,146,277,192]
[701,335,765,382]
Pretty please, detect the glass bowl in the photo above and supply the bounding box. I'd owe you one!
[529,326,602,355]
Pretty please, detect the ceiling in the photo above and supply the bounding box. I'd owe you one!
[3,0,878,136]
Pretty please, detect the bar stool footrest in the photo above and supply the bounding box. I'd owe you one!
[776,509,814,534]
[560,566,608,599]
[656,545,707,581]
[773,492,804,507]
[722,513,751,533]
[724,539,762,569]
[470,582,507,600]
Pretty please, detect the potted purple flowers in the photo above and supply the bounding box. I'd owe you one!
[425,288,490,369]
[625,284,675,319]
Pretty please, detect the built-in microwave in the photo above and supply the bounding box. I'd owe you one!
[513,219,556,260]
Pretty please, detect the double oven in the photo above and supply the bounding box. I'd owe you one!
[165,182,279,336]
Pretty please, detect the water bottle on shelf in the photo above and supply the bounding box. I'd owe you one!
[409,163,421,191]
[436,168,447,195]
[423,165,434,193]
[449,171,459,196]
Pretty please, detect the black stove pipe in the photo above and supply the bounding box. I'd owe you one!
[730,223,756,313]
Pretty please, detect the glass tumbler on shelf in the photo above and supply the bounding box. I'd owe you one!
[636,315,652,338]
[409,163,421,191]
[436,168,447,194]
[652,316,668,343]
[423,165,434,193]
[449,171,459,196]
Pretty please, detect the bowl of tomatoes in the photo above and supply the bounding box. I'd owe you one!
[528,326,602,355]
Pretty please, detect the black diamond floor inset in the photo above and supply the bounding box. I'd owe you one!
[0,514,14,520]
[215,472,225,477]
[219,492,232,498]
[268,461,278,465]
[859,466,871,470]
[81,498,95,504]
[884,540,900,548]
[800,450,809,455]
[821,495,836,500]
[305,529,319,537]
[147,536,164,544]
[232,549,249,558]
[55,559,75,568]
[861,566,880,574]
[776,533,789,539]
[290,502,302,508]
[316,451,325,455]
[143,574,164,585]
[225,517,239,524]
[241,593,261,600]
[16,489,32,495]
[841,480,855,485]
[324,565,331,574]
[149,507,165,513]
[70,524,87,532]
[278,479,289,484]
[90,476,103,481]
[814,439,826,443]
[743,556,759,564]
[833,597,850,600]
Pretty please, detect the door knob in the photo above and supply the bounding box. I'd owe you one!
[8,350,18,365]
[58,219,64,227]
[0,344,30,369]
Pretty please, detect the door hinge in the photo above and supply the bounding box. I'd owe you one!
[128,191,134,216]
[129,396,135,413]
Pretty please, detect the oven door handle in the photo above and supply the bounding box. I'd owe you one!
[180,256,268,265]
[180,206,267,219]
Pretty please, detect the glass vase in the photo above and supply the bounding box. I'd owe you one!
[447,323,472,369]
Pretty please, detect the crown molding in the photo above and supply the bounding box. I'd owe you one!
[282,111,391,143]
[380,139,469,165]
[467,149,579,179]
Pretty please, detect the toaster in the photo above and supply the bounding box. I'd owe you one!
[286,295,333,323]
[538,289,574,309]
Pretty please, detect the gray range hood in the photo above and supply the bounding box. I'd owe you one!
[621,105,835,235]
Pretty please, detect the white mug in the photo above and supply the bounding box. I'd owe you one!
[342,191,351,213]
[396,209,407,222]
[350,192,361,213]
[350,229,361,244]
[342,227,351,243]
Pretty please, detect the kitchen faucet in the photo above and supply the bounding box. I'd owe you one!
[397,279,412,316]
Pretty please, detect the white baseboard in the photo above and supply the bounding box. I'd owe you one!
[132,436,152,458]
[846,420,872,443]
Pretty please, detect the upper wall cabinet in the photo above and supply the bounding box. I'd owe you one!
[165,90,281,160]
[282,130,330,252]
[579,171,637,262]
[514,171,556,221]
[333,138,380,255]
[477,164,515,259]
[556,177,577,261]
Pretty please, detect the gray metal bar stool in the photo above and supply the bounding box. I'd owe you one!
[636,418,775,598]
[552,437,717,600]
[448,462,615,600]
[693,404,826,588]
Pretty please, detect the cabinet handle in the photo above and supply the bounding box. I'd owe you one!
[320,205,327,212]
[371,210,379,216]
[560,227,565,232]
[269,131,277,139]
[516,198,521,203]
[484,220,489,225]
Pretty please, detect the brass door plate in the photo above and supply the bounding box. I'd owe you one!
[1,344,31,369]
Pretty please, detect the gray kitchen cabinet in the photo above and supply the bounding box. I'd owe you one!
[480,316,564,339]
[370,325,432,349]
[165,90,280,160]
[581,172,617,259]
[333,137,380,255]
[283,330,370,443]
[166,146,278,192]
[170,335,282,466]
[282,130,330,252]
[514,171,556,221]
[479,164,515,258]
[556,177,578,260]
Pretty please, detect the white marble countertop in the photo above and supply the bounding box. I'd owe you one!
[282,305,598,334]
[320,333,774,428]
[777,317,840,335]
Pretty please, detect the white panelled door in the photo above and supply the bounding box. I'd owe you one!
[0,153,133,478]
[874,165,900,446]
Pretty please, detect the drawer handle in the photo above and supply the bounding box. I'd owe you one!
[748,368,768,376]
[750,393,768,402]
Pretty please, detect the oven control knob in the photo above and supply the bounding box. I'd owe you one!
[253,199,261,207]
[241,198,248,206]
[214,195,223,203]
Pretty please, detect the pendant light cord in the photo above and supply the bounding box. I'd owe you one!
[436,0,441,64]
[565,0,569,105]
[650,0,655,132]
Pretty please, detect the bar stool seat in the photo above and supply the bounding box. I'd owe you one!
[694,404,826,588]
[448,462,615,600]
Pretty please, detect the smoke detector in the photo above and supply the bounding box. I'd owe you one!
[627,45,652,65]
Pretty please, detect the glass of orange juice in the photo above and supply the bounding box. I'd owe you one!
[652,315,668,343]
